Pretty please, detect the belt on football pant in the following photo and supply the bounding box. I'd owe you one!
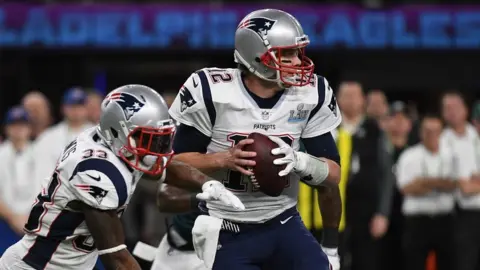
[220,206,298,233]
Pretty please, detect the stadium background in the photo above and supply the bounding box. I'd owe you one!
[1,1,479,270]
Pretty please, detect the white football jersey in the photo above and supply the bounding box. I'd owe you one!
[9,127,142,270]
[169,68,341,223]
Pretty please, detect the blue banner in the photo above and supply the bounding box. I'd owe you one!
[0,4,479,49]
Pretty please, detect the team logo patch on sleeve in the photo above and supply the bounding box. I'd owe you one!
[328,94,338,117]
[180,86,197,112]
[238,17,276,37]
[108,92,145,120]
[75,184,109,204]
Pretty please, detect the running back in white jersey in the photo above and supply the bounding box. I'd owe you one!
[169,68,341,223]
[11,127,141,270]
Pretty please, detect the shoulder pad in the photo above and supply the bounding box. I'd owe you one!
[60,141,130,210]
[301,75,342,138]
[169,68,225,137]
[67,157,130,210]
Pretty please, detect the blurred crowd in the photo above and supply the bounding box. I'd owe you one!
[0,82,480,270]
[326,82,480,270]
[0,89,102,245]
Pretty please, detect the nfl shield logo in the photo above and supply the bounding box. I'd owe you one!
[261,110,270,120]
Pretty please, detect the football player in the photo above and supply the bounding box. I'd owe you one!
[149,186,341,270]
[147,148,340,270]
[0,85,244,270]
[168,8,342,270]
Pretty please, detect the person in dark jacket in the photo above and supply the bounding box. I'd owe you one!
[338,82,394,270]
[380,101,413,270]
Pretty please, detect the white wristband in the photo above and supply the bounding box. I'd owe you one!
[97,244,127,255]
[294,152,329,186]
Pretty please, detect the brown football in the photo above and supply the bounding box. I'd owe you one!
[243,132,288,197]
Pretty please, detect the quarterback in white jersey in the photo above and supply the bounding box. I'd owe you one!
[167,8,342,270]
[0,85,244,270]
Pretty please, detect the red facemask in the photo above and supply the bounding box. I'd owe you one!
[119,126,175,175]
[260,45,315,87]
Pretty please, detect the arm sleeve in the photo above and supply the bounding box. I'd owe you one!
[301,133,340,165]
[68,158,129,210]
[302,76,342,138]
[173,124,212,154]
[169,70,216,137]
[396,149,421,188]
[377,133,395,216]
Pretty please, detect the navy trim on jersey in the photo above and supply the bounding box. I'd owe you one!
[70,158,128,207]
[173,124,211,154]
[23,210,84,269]
[301,133,341,165]
[196,70,216,127]
[241,74,284,109]
[307,76,326,122]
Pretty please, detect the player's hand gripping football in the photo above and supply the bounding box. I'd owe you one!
[196,180,246,210]
[223,139,256,176]
[268,136,308,177]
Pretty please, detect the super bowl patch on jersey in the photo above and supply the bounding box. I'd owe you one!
[288,103,309,123]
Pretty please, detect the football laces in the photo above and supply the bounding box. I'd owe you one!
[248,168,260,188]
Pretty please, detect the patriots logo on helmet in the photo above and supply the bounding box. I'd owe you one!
[74,184,109,204]
[109,92,145,120]
[179,86,197,113]
[238,17,277,37]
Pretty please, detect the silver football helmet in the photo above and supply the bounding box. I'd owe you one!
[234,9,315,87]
[97,85,175,175]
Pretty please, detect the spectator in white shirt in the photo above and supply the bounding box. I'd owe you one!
[0,106,36,254]
[397,114,457,270]
[31,88,94,186]
[441,91,480,270]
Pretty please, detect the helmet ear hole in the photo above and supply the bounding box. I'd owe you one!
[110,128,118,138]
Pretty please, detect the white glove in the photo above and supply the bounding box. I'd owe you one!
[196,181,245,210]
[322,246,340,270]
[268,136,306,177]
